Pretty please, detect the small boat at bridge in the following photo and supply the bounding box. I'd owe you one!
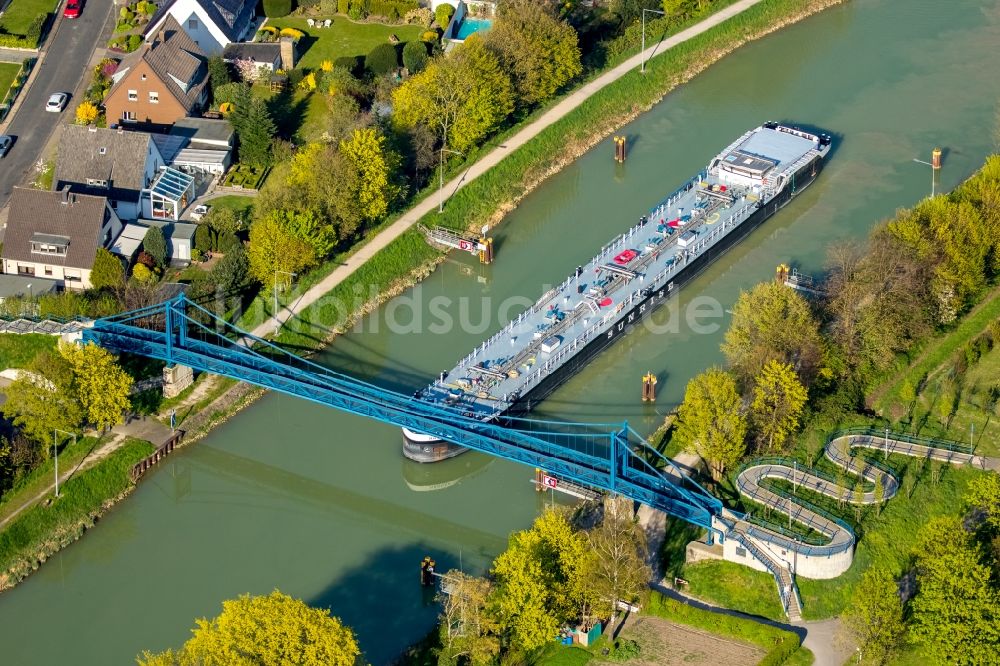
[404,123,832,462]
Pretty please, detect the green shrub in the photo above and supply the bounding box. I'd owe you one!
[213,81,242,105]
[401,39,428,73]
[126,34,143,51]
[334,55,362,75]
[365,42,398,75]
[434,2,454,28]
[338,0,349,13]
[263,0,293,17]
[194,224,214,252]
[348,0,365,20]
[25,13,47,44]
[120,7,134,20]
[215,231,241,254]
[287,68,304,88]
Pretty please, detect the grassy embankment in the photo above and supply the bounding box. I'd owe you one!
[0,438,154,590]
[531,591,810,665]
[0,333,56,369]
[261,0,844,349]
[0,63,21,100]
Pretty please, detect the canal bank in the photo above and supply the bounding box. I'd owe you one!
[1,0,999,663]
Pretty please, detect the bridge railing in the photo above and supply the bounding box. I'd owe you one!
[827,427,974,455]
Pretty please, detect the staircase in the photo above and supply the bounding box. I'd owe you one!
[723,515,802,621]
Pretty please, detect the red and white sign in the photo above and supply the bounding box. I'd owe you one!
[542,475,558,489]
[458,240,473,251]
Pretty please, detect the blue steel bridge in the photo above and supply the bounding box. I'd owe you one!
[82,294,725,541]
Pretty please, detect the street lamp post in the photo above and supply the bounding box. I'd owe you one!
[438,148,464,214]
[273,270,297,334]
[641,9,666,74]
[52,429,76,499]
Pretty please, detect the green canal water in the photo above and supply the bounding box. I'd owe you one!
[3,1,1000,662]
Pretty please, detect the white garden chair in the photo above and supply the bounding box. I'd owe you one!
[306,18,315,27]
[323,18,332,28]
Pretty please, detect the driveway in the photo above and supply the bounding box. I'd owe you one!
[0,0,113,206]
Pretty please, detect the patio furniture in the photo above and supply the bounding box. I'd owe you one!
[307,18,314,27]
[323,18,332,27]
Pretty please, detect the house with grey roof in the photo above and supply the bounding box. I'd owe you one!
[151,117,233,174]
[105,16,209,130]
[54,125,165,221]
[1,187,124,291]
[144,0,258,55]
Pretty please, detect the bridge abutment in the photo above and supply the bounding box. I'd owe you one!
[163,365,194,398]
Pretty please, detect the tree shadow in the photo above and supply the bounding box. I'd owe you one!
[266,87,310,141]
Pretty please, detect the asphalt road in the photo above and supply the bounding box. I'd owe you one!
[0,0,113,207]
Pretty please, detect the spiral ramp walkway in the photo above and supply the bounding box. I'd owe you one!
[719,428,984,620]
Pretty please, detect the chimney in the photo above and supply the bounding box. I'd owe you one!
[279,36,296,71]
[60,185,73,205]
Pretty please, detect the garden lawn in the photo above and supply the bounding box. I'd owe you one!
[266,17,424,69]
[0,0,57,37]
[0,63,21,101]
[207,194,255,219]
[0,333,56,370]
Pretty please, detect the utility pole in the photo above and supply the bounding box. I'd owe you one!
[273,270,297,334]
[52,429,76,499]
[641,9,666,74]
[438,147,463,213]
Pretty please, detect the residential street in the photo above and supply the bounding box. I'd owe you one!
[0,0,113,207]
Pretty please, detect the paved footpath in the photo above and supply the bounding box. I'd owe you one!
[251,0,765,339]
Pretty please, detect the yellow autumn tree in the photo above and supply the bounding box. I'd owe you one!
[58,341,133,432]
[75,101,100,125]
[299,71,317,91]
[137,590,360,666]
[247,212,316,285]
[320,59,334,72]
[340,127,400,222]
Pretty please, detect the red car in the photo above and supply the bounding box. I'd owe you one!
[63,0,82,18]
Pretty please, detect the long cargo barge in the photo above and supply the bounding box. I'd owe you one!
[404,123,832,462]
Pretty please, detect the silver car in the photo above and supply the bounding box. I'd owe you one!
[45,92,68,113]
[0,135,11,158]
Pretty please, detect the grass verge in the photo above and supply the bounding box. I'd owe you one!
[0,435,101,524]
[677,560,786,621]
[0,438,154,589]
[0,333,56,369]
[0,62,20,100]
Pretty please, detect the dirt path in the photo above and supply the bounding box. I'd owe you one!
[250,0,767,339]
[591,615,764,666]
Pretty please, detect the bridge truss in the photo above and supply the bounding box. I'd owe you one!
[83,295,723,540]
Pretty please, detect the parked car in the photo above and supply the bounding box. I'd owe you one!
[0,135,12,158]
[63,0,82,18]
[45,93,68,113]
[190,204,210,221]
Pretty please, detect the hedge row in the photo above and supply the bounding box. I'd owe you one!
[0,13,47,49]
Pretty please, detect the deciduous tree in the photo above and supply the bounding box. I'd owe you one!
[722,282,826,387]
[491,509,592,651]
[966,471,1000,531]
[485,0,582,105]
[750,360,808,454]
[2,350,83,445]
[673,367,747,480]
[247,213,316,286]
[585,497,650,624]
[438,571,500,666]
[60,342,133,432]
[137,590,359,666]
[841,567,906,665]
[75,101,100,125]
[339,127,401,223]
[392,36,513,152]
[909,516,1000,663]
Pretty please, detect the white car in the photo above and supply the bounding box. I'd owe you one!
[45,93,68,113]
[0,135,11,158]
[190,204,210,221]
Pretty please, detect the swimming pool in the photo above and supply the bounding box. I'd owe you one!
[455,17,492,40]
